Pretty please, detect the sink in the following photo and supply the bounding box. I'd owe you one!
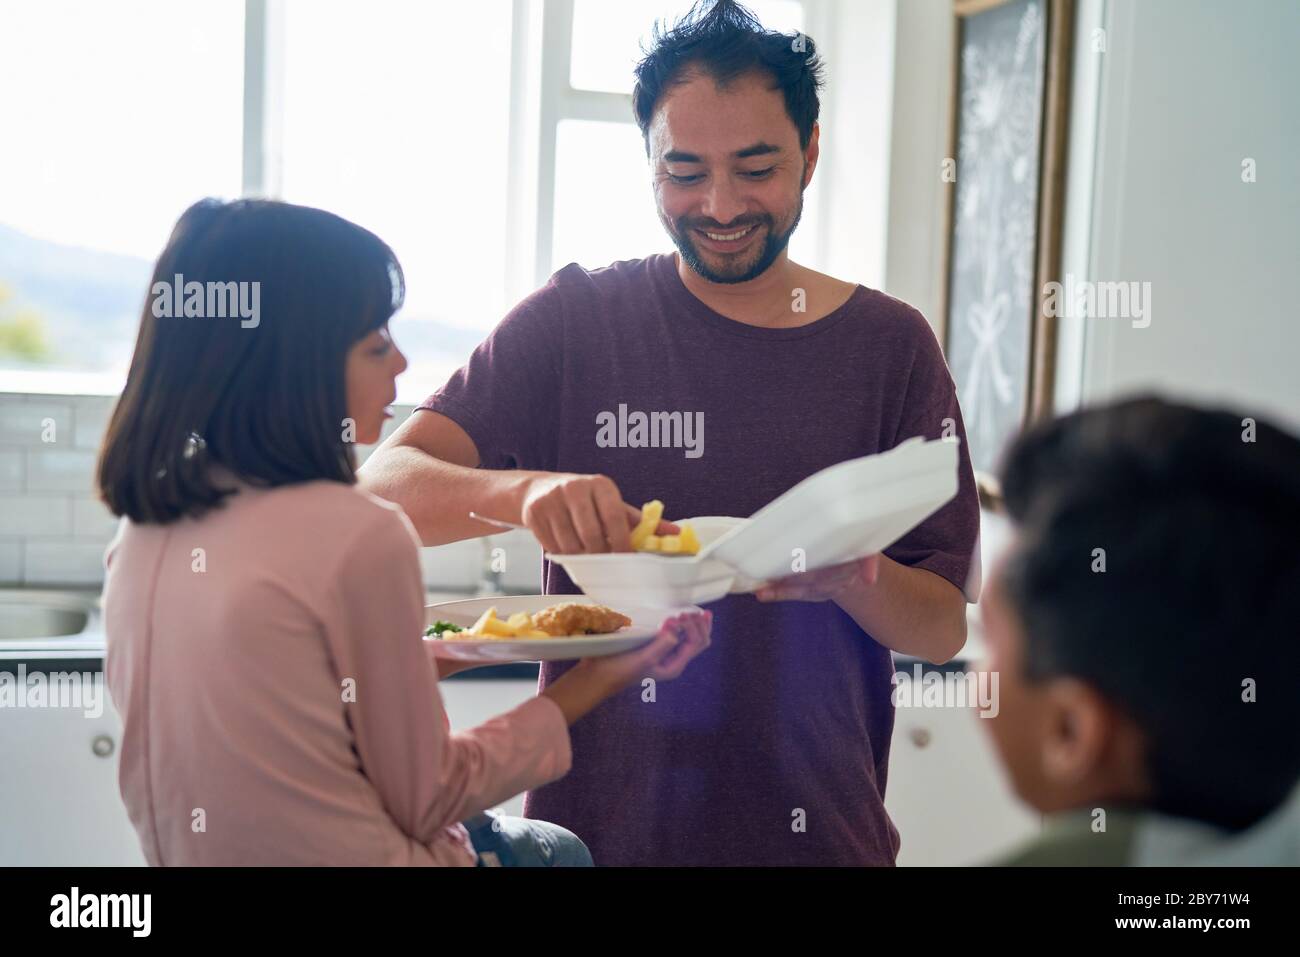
[0,590,98,641]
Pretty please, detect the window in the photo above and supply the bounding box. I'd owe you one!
[569,0,804,95]
[543,0,813,276]
[551,119,668,271]
[278,0,515,400]
[0,0,815,396]
[0,0,244,386]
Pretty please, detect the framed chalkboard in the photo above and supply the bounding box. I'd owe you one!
[940,0,1073,495]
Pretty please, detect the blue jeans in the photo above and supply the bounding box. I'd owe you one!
[463,810,593,867]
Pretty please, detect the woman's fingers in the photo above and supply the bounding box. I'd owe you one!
[646,611,712,680]
[628,628,680,673]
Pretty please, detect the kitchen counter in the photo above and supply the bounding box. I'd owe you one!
[5,579,987,670]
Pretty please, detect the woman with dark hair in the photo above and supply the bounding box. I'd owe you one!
[98,199,711,866]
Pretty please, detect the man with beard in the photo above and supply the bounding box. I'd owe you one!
[362,0,979,865]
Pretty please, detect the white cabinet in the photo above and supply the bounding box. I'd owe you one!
[0,672,145,866]
[886,698,1041,866]
[0,667,1037,866]
[439,677,538,817]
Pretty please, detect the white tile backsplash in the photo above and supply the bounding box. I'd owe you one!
[492,529,545,591]
[0,496,73,537]
[73,396,116,450]
[72,497,121,540]
[24,541,107,586]
[26,448,97,494]
[0,398,73,444]
[0,449,23,492]
[0,540,20,583]
[0,393,526,593]
[419,539,483,591]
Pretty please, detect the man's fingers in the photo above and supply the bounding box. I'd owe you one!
[546,508,585,555]
[593,487,633,552]
[561,485,609,552]
[528,518,560,555]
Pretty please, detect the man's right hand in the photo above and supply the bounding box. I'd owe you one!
[520,473,677,554]
[359,409,676,551]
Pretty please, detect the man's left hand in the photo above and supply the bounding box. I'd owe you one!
[754,554,881,603]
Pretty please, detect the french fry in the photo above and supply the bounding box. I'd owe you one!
[679,524,700,554]
[486,619,520,638]
[448,602,629,640]
[631,500,701,556]
[630,500,663,549]
[468,607,499,636]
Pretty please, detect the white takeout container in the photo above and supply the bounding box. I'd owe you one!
[549,516,747,606]
[549,437,961,607]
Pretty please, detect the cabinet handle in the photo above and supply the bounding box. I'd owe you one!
[909,727,932,749]
[91,734,115,758]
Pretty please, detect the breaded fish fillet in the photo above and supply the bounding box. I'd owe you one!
[531,602,632,637]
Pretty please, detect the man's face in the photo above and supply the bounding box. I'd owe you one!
[647,68,815,284]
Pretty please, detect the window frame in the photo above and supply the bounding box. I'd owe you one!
[202,0,827,308]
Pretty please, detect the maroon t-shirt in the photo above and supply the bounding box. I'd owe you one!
[420,253,979,866]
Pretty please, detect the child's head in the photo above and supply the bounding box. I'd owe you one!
[980,396,1300,831]
[99,198,407,523]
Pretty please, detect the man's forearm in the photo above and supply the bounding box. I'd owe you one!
[834,555,967,664]
[359,444,540,547]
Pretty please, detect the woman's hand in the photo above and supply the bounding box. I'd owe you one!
[540,610,712,725]
[581,610,712,686]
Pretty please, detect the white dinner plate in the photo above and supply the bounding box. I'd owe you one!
[423,594,701,662]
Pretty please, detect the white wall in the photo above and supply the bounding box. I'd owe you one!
[883,0,952,329]
[885,0,1300,425]
[810,0,898,290]
[1077,0,1300,427]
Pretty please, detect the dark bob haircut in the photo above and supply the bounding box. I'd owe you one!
[997,396,1300,831]
[632,0,825,151]
[98,198,404,524]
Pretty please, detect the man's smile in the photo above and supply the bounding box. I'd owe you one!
[692,221,763,253]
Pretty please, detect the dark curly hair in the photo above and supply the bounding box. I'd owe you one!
[998,396,1300,831]
[632,0,825,151]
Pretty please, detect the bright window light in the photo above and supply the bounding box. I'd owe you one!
[569,0,804,95]
[0,0,243,379]
[279,0,515,401]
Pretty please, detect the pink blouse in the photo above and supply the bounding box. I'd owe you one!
[102,476,571,865]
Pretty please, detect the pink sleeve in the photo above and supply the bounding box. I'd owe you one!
[325,505,571,845]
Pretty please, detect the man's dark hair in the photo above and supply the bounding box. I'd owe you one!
[998,396,1300,831]
[98,198,405,524]
[632,0,825,150]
